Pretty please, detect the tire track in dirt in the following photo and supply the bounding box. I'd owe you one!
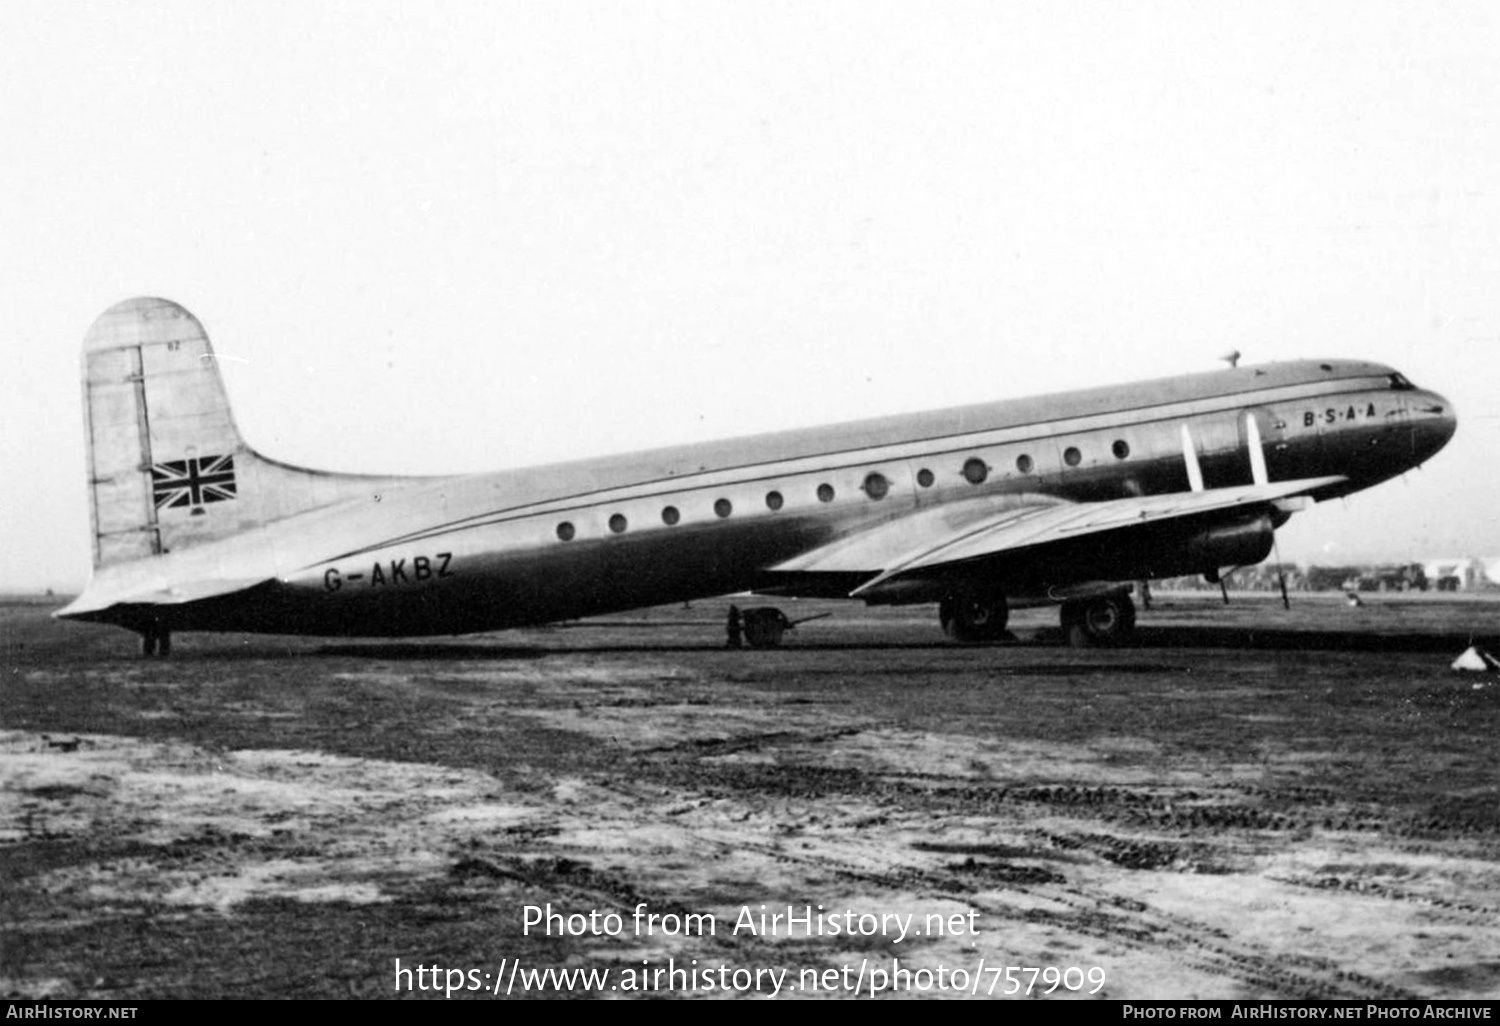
[595,724,1477,998]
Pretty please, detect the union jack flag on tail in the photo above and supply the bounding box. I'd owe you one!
[151,454,237,509]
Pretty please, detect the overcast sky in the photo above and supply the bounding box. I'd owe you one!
[2,1,1497,592]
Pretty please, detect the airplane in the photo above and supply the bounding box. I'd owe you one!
[57,297,1457,655]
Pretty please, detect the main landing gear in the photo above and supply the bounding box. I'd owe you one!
[937,589,1137,646]
[1060,592,1136,647]
[939,590,1010,643]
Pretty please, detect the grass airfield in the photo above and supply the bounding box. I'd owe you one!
[2,592,1498,1000]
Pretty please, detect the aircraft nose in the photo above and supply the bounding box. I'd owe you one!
[1408,390,1457,464]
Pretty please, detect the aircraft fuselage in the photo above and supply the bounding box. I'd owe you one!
[81,358,1449,638]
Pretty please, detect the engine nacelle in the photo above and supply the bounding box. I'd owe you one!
[1178,513,1275,574]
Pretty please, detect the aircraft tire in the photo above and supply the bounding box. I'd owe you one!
[940,591,1009,643]
[1062,594,1135,647]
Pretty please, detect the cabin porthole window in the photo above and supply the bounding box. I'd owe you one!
[916,468,934,488]
[1112,439,1130,460]
[1015,454,1033,474]
[556,522,575,541]
[766,490,784,511]
[1063,446,1082,467]
[608,513,628,534]
[817,483,835,503]
[962,458,988,484]
[863,473,889,500]
[714,498,733,518]
[662,506,680,526]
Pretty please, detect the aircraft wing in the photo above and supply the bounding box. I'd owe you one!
[770,475,1344,595]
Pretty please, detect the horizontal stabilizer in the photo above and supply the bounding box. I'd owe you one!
[56,576,273,619]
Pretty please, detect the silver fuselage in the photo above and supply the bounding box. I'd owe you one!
[70,358,1450,637]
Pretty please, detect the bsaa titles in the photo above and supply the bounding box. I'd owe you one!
[1303,402,1381,427]
[324,553,454,591]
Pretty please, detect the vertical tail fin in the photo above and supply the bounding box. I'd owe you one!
[80,297,418,569]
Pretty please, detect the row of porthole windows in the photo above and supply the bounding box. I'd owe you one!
[961,439,1133,484]
[557,476,874,541]
[556,440,1135,540]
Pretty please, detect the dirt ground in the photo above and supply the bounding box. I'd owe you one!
[2,592,1498,1000]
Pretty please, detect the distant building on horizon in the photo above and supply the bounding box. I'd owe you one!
[1420,557,1499,592]
[1157,557,1499,593]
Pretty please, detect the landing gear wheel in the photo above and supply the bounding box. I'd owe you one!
[1061,593,1135,647]
[940,591,1009,643]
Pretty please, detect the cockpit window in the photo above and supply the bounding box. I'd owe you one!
[1387,372,1415,391]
